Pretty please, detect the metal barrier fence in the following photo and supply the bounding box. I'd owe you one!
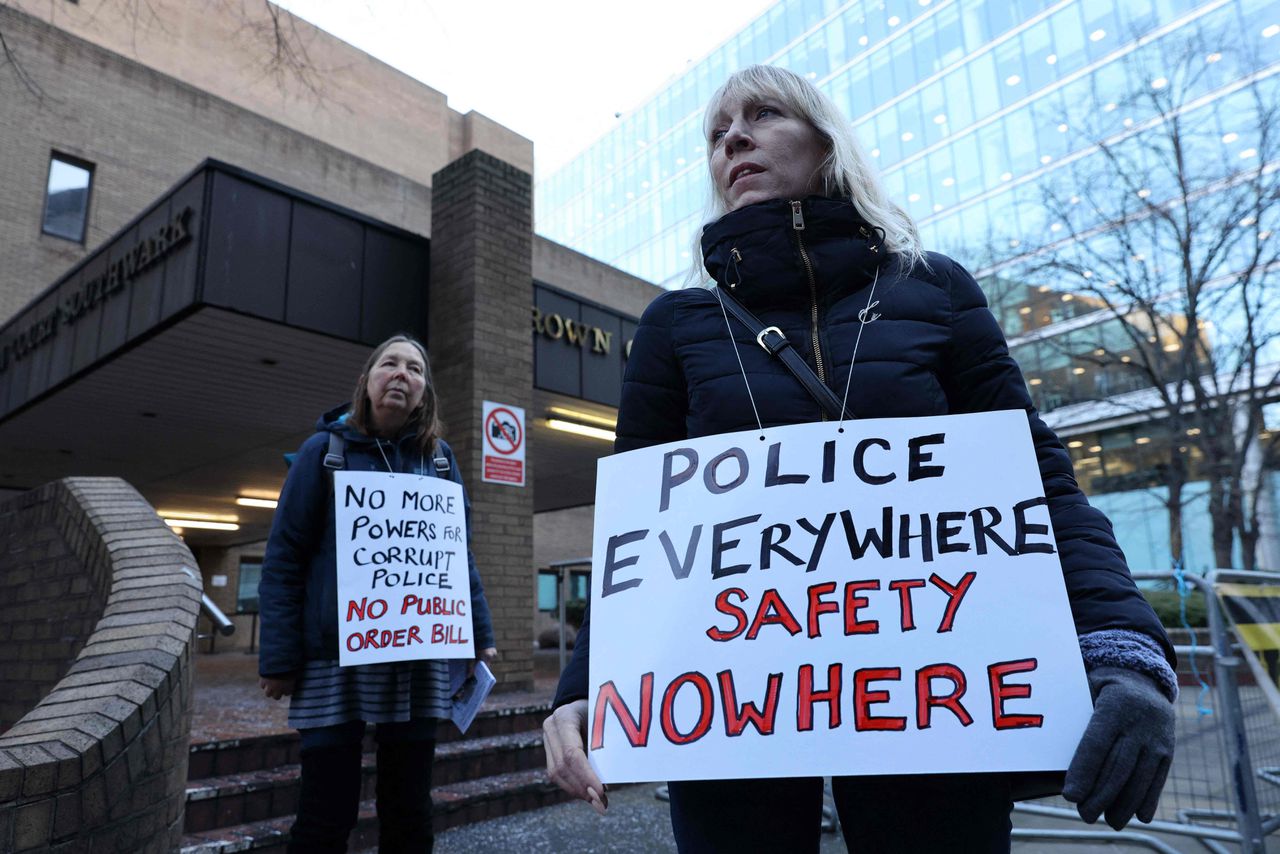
[1012,570,1280,853]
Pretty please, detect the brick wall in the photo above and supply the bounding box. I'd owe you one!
[0,6,433,323]
[0,486,108,731]
[429,151,535,691]
[0,478,202,852]
[9,0,533,185]
[533,237,663,321]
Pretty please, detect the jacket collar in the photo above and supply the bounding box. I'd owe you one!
[700,197,884,312]
[317,403,418,449]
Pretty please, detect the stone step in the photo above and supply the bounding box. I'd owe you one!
[187,701,551,779]
[184,731,547,832]
[188,732,302,782]
[179,769,571,853]
[437,702,550,743]
[433,768,574,832]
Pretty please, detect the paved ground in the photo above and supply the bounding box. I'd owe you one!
[195,652,1280,852]
[431,781,1272,854]
[190,650,561,742]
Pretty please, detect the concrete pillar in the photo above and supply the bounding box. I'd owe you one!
[428,150,534,691]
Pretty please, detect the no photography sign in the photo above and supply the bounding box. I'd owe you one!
[482,400,526,486]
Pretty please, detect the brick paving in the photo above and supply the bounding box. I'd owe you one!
[192,652,1280,853]
[191,651,562,744]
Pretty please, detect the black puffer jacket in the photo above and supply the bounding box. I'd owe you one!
[554,196,1172,706]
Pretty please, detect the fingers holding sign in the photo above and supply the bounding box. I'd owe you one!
[543,699,608,816]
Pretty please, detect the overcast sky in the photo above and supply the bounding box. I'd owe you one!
[274,0,773,177]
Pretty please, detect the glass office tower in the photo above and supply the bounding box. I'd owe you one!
[536,0,1275,288]
[536,0,1280,572]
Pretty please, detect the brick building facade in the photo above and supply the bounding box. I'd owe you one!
[0,2,661,691]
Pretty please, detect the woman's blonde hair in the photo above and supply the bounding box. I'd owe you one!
[692,65,925,283]
[347,334,441,457]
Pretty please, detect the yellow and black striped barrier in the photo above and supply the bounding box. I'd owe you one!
[1216,582,1280,712]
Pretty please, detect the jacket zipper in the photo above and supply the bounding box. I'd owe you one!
[792,201,827,418]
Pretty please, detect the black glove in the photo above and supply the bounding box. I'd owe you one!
[1063,666,1175,830]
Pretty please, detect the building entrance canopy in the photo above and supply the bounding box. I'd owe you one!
[0,159,637,544]
[0,161,430,545]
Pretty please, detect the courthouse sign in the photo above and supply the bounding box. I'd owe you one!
[0,207,193,373]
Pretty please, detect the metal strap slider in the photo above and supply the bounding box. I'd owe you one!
[756,326,787,353]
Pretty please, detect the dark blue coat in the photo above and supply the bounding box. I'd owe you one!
[259,406,495,677]
[555,196,1172,706]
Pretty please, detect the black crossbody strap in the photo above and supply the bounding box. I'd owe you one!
[716,289,852,421]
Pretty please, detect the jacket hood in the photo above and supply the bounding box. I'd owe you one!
[317,403,352,434]
[700,196,885,313]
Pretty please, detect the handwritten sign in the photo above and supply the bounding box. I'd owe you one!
[587,410,1093,782]
[334,472,474,666]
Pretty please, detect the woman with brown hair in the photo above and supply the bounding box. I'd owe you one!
[259,334,496,853]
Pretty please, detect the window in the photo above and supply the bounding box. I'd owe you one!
[237,559,263,614]
[42,152,93,243]
[537,569,591,613]
[537,572,558,611]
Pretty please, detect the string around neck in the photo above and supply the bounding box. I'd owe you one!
[374,438,395,473]
[838,265,882,430]
[713,286,766,439]
[375,437,426,474]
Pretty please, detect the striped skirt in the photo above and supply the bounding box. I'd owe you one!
[287,658,451,730]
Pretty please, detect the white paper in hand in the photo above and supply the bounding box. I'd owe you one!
[448,660,495,733]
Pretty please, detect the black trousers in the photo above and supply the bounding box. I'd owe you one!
[668,773,1012,854]
[289,719,438,854]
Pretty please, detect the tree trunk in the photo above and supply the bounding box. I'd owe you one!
[1240,527,1260,571]
[1167,479,1184,568]
[1209,477,1236,569]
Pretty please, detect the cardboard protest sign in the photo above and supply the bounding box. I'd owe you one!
[334,471,474,666]
[588,410,1094,782]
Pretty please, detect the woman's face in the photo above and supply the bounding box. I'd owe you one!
[709,94,827,211]
[366,341,427,428]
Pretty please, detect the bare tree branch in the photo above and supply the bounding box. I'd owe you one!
[979,25,1280,569]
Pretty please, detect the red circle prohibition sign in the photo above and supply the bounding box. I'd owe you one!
[484,408,523,455]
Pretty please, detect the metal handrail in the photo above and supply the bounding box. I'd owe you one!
[201,593,236,637]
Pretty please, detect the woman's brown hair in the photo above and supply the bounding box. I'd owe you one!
[346,334,441,458]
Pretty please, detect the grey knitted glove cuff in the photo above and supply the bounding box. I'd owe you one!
[1079,629,1178,702]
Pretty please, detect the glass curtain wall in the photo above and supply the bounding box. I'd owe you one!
[535,0,1280,571]
[535,0,1276,290]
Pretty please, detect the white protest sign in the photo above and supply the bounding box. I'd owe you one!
[334,471,474,666]
[588,410,1093,782]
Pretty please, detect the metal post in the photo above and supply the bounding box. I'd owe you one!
[549,558,592,676]
[558,564,569,674]
[1201,570,1267,853]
